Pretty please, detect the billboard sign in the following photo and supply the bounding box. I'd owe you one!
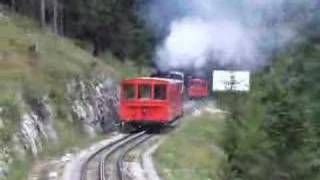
[212,70,250,92]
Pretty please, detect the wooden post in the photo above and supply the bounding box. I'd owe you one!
[11,0,16,11]
[53,0,58,34]
[40,0,46,27]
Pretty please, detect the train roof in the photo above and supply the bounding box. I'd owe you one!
[189,78,207,82]
[168,71,184,76]
[122,77,183,84]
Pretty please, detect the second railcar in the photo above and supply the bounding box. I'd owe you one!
[187,78,209,98]
[119,77,183,130]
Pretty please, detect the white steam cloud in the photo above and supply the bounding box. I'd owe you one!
[157,18,260,70]
[140,0,314,71]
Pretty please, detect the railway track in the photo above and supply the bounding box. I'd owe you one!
[80,131,154,180]
[78,99,210,180]
[117,135,153,180]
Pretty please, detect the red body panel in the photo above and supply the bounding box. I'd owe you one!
[188,78,209,98]
[119,78,183,124]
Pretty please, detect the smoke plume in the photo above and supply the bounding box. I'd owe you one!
[139,0,314,71]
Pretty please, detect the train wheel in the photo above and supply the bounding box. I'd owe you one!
[120,123,138,134]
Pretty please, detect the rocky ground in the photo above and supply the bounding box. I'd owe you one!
[0,77,120,180]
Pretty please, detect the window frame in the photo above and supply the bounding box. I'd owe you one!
[137,84,152,99]
[154,84,167,100]
[191,80,206,88]
[122,83,136,100]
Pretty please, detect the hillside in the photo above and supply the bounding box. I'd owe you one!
[0,12,114,104]
[0,9,148,180]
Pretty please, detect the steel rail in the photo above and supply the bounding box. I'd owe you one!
[99,131,146,180]
[117,135,153,180]
[80,134,132,180]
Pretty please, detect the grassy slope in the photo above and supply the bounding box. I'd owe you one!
[154,111,227,180]
[0,14,115,104]
[0,10,151,107]
[0,11,112,180]
[99,52,151,79]
[0,10,150,180]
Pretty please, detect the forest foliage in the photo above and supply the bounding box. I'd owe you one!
[0,0,155,63]
[218,11,320,180]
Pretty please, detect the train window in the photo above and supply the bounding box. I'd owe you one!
[138,84,152,99]
[154,85,167,100]
[191,81,205,87]
[191,82,200,87]
[124,84,135,99]
[170,74,183,81]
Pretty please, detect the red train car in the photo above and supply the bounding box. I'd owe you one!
[187,78,209,98]
[119,77,183,130]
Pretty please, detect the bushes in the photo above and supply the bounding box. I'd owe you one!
[219,42,320,180]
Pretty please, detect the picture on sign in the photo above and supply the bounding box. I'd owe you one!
[212,70,250,92]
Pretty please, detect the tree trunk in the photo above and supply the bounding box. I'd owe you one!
[93,39,99,57]
[59,4,64,35]
[40,0,46,27]
[53,0,58,34]
[11,0,16,11]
